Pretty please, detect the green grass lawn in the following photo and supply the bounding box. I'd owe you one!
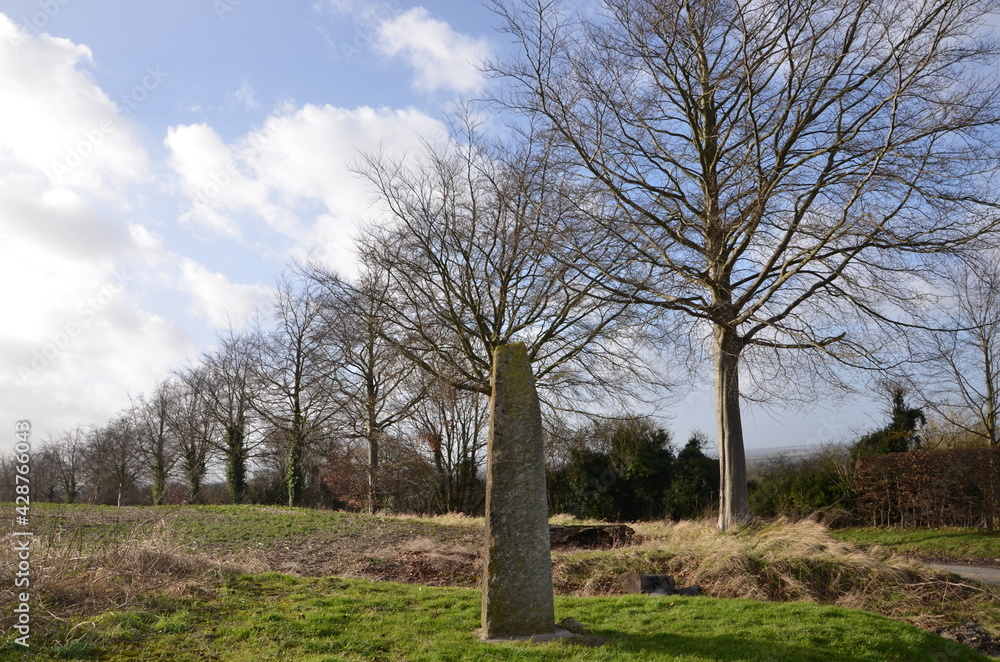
[3,574,990,662]
[5,505,1000,660]
[26,502,480,553]
[832,527,1000,563]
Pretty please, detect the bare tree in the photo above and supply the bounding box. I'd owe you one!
[490,0,1000,528]
[53,427,86,504]
[31,439,62,503]
[411,380,489,514]
[129,381,181,505]
[171,365,220,503]
[303,264,428,513]
[913,261,1000,449]
[84,415,142,506]
[251,277,342,507]
[201,328,262,504]
[357,117,659,405]
[908,259,1000,526]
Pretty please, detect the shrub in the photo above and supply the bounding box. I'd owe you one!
[853,448,1000,527]
[664,432,719,521]
[547,417,677,521]
[749,446,855,522]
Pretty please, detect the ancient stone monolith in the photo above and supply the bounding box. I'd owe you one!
[480,342,555,639]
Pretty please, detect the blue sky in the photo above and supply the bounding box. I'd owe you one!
[0,0,875,454]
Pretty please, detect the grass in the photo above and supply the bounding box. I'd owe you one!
[832,528,1000,564]
[3,573,991,661]
[26,502,480,553]
[555,519,1000,638]
[4,504,1000,659]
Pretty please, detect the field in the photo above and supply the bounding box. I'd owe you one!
[832,528,1000,566]
[3,504,1000,660]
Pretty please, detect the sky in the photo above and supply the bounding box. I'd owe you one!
[0,0,877,456]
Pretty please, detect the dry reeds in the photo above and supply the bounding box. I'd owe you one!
[0,509,264,622]
[552,517,994,632]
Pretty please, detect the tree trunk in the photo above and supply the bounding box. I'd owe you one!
[367,429,379,515]
[225,424,247,505]
[714,324,750,530]
[286,437,303,507]
[286,411,305,508]
[188,471,202,504]
[151,461,166,506]
[984,342,996,528]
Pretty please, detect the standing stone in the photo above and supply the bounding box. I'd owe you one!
[481,342,555,639]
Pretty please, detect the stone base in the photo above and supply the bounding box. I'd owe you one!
[475,627,577,643]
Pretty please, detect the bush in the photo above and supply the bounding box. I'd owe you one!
[853,448,1000,527]
[749,447,854,522]
[664,432,719,521]
[547,417,676,521]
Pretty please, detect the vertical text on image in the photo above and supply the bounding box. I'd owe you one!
[12,420,32,648]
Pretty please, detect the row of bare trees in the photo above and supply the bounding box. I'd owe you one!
[0,303,491,512]
[5,0,1000,528]
[7,123,663,510]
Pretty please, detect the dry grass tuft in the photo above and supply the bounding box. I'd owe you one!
[0,512,265,623]
[669,519,922,603]
[553,517,999,634]
[380,511,483,528]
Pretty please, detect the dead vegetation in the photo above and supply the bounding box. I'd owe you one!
[347,536,480,587]
[553,517,1000,651]
[5,505,1000,655]
[0,507,266,635]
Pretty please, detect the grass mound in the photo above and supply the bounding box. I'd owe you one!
[553,518,1000,644]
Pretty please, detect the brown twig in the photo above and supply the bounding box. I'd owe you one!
[909,580,1000,602]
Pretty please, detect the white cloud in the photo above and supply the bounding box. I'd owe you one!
[177,257,273,329]
[375,8,488,94]
[0,15,148,195]
[322,2,488,94]
[167,103,447,271]
[0,15,189,448]
[0,9,454,450]
[247,104,446,209]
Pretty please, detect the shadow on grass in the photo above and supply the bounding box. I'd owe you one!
[586,630,985,662]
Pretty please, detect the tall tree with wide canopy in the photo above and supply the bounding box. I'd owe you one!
[490,0,1000,528]
[356,117,659,406]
